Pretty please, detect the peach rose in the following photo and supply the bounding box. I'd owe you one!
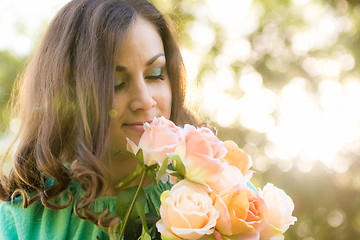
[127,117,180,166]
[174,124,226,186]
[258,183,297,240]
[212,185,267,237]
[221,140,253,180]
[213,230,260,240]
[156,180,219,240]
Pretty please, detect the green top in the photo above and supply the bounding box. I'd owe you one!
[0,181,172,240]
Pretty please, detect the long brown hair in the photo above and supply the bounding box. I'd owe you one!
[0,0,200,232]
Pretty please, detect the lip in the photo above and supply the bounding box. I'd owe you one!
[122,120,153,132]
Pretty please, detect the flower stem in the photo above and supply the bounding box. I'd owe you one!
[118,167,148,239]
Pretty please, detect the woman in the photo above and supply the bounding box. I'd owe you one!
[0,0,201,239]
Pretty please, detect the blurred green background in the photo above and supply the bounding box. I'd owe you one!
[1,0,360,239]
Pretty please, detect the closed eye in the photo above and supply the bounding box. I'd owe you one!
[145,75,164,80]
[114,77,126,91]
[145,66,165,81]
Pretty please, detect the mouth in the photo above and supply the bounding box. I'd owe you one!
[122,120,153,132]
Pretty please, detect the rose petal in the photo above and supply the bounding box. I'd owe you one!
[184,154,224,185]
[182,125,214,158]
[157,180,219,240]
[126,137,139,154]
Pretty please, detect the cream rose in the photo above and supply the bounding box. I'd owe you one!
[156,180,219,240]
[258,183,297,240]
[127,117,180,166]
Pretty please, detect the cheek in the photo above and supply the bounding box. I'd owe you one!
[111,95,127,119]
[155,82,172,118]
[108,95,128,150]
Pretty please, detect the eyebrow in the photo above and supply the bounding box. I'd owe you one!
[115,53,165,72]
[146,53,164,66]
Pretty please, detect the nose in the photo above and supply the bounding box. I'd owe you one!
[129,78,156,112]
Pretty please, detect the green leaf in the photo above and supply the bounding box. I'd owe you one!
[115,163,144,189]
[144,213,159,226]
[167,163,175,171]
[136,148,144,165]
[160,232,182,240]
[147,164,159,184]
[124,219,142,239]
[169,155,186,177]
[136,199,149,233]
[138,226,152,240]
[160,191,170,203]
[148,164,159,171]
[169,172,184,181]
[114,150,136,158]
[115,185,146,221]
[157,157,169,184]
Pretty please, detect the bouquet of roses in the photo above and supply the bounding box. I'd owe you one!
[114,117,296,240]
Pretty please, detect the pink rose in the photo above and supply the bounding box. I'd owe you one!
[212,185,267,237]
[127,117,180,166]
[174,125,226,186]
[156,180,219,239]
[258,183,297,239]
[197,127,227,159]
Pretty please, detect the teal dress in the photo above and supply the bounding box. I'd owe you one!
[0,181,172,240]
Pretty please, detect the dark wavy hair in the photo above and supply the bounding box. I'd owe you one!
[0,0,200,235]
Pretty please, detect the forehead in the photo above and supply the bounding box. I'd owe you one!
[116,16,165,65]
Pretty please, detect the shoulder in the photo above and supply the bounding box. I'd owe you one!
[0,201,16,239]
[0,200,18,232]
[0,198,44,239]
[0,182,107,240]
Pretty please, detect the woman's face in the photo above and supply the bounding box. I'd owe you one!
[108,17,172,153]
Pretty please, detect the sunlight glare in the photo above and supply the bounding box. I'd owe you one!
[201,81,221,115]
[0,0,70,55]
[182,48,200,86]
[302,57,342,78]
[327,209,345,228]
[238,89,276,133]
[182,49,201,109]
[223,38,251,62]
[291,0,311,6]
[206,0,252,27]
[290,4,349,55]
[340,54,355,71]
[189,20,216,54]
[215,96,238,127]
[265,76,360,171]
[215,67,234,91]
[238,67,263,93]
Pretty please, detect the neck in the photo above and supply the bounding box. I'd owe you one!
[103,151,152,196]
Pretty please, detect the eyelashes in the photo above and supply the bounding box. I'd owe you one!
[114,77,126,91]
[145,66,164,80]
[114,66,165,91]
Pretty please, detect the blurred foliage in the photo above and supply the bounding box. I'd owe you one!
[156,0,360,239]
[0,51,25,133]
[1,0,360,239]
